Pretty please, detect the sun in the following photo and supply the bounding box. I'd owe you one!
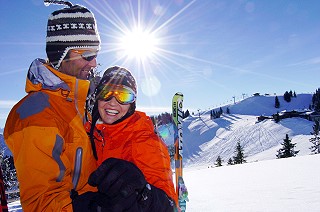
[119,28,158,61]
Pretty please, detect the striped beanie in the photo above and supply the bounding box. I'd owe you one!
[45,1,101,69]
[99,66,137,95]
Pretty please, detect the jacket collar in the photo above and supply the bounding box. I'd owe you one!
[26,58,90,118]
[26,58,89,96]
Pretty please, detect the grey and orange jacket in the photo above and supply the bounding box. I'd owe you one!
[85,111,178,206]
[4,58,97,211]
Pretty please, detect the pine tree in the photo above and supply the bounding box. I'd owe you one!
[227,158,233,165]
[310,120,320,154]
[276,134,299,158]
[233,141,246,164]
[283,91,291,102]
[273,112,280,123]
[215,110,221,118]
[312,88,320,112]
[184,109,190,118]
[210,110,214,120]
[215,155,223,167]
[226,107,230,114]
[275,96,280,108]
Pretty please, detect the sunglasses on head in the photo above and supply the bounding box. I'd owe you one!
[70,49,98,61]
[98,84,136,105]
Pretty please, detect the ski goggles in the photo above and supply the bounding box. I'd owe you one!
[98,84,136,104]
[70,49,98,61]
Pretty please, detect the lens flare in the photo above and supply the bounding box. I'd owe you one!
[120,28,158,61]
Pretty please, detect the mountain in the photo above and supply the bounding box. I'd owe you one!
[157,93,315,167]
[224,93,312,116]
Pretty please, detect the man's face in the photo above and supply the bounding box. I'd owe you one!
[59,49,98,80]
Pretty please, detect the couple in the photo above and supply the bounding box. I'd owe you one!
[4,1,177,211]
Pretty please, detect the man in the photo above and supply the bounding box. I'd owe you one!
[4,1,100,211]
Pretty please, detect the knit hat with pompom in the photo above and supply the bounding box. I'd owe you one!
[45,0,100,69]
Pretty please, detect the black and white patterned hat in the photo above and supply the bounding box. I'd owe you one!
[45,1,101,69]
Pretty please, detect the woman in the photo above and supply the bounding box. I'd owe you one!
[85,66,178,211]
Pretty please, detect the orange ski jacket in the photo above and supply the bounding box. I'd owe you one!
[4,59,97,211]
[85,111,178,205]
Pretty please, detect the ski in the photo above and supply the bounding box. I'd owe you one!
[172,92,188,211]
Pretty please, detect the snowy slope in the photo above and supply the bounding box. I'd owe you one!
[185,114,313,167]
[225,93,312,116]
[157,94,315,167]
[185,154,320,212]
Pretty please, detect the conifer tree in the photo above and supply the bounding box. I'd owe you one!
[283,91,291,102]
[227,158,233,165]
[276,134,299,158]
[215,110,221,118]
[293,91,297,97]
[219,107,223,114]
[273,112,280,123]
[310,120,320,154]
[210,110,215,120]
[184,109,190,118]
[215,155,223,167]
[275,96,280,108]
[312,88,320,112]
[233,141,246,164]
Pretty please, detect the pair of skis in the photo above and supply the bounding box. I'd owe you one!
[172,93,188,212]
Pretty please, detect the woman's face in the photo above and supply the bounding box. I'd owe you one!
[98,97,131,124]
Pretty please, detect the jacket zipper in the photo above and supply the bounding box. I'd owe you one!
[72,147,83,190]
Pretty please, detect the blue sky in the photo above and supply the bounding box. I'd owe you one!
[1,0,320,128]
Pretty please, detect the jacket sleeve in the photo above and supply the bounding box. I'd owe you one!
[132,127,178,207]
[5,125,74,211]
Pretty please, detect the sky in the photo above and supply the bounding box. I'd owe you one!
[7,93,320,211]
[1,0,320,128]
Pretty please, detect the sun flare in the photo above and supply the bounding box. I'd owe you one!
[120,28,158,61]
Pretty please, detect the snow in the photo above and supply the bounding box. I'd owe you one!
[7,94,320,211]
[8,155,320,211]
[7,201,22,212]
[186,154,320,212]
